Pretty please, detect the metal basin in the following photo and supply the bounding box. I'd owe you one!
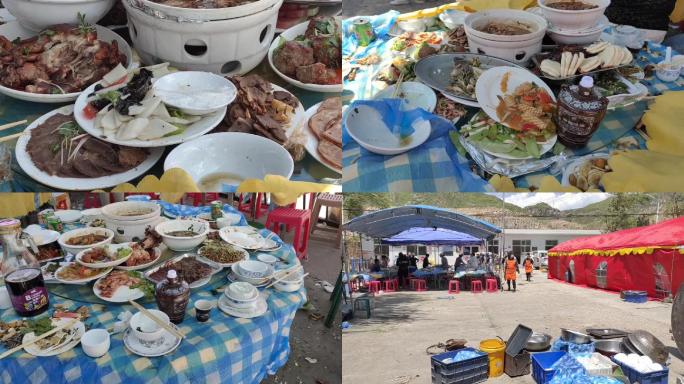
[594,339,623,357]
[628,330,669,365]
[525,333,552,351]
[560,328,592,344]
[621,336,641,355]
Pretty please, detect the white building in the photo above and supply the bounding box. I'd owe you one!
[358,228,602,266]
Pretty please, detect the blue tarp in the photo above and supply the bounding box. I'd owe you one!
[343,205,501,239]
[382,227,482,246]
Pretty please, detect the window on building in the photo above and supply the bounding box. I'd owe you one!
[512,240,532,260]
[654,263,671,299]
[463,246,479,254]
[596,261,608,288]
[373,239,389,258]
[545,240,559,250]
[405,245,428,255]
[488,239,499,255]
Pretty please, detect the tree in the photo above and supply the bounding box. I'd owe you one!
[605,193,652,231]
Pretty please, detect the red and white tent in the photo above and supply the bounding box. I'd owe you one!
[548,217,684,298]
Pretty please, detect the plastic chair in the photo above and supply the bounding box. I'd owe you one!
[367,281,381,294]
[264,205,312,260]
[353,297,371,319]
[448,280,460,294]
[414,279,427,292]
[83,193,102,209]
[471,280,483,293]
[384,279,397,292]
[486,279,498,293]
[237,193,268,219]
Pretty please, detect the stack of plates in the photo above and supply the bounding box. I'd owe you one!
[218,282,268,318]
[219,226,282,251]
[227,260,274,287]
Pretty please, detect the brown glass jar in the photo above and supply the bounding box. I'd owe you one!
[155,270,190,324]
[555,76,608,148]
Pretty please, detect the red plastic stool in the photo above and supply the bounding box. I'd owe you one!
[83,193,102,209]
[185,193,219,207]
[409,278,419,290]
[471,280,483,293]
[392,278,399,288]
[448,280,460,294]
[414,279,427,291]
[237,193,268,219]
[384,279,397,292]
[486,279,498,292]
[368,280,381,294]
[265,207,311,260]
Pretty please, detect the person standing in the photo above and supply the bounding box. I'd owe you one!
[440,253,450,269]
[523,256,534,282]
[371,257,381,273]
[396,252,410,289]
[381,255,389,268]
[504,252,519,292]
[422,254,431,269]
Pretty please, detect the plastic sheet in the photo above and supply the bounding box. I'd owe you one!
[552,339,596,358]
[441,349,484,364]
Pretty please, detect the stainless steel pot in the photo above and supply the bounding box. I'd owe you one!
[560,328,592,344]
[525,333,552,351]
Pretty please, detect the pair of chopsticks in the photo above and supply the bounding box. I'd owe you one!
[392,72,405,99]
[264,266,309,290]
[0,317,79,360]
[128,300,185,340]
[0,120,28,143]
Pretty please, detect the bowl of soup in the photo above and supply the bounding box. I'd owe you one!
[155,219,210,251]
[538,0,610,31]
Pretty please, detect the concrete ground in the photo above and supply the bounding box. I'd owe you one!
[263,219,343,384]
[342,271,683,384]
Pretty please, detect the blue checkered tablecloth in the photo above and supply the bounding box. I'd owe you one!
[342,12,683,191]
[0,206,305,384]
[412,267,448,278]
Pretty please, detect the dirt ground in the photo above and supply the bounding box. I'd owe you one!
[263,224,343,384]
[342,0,447,18]
[342,271,683,384]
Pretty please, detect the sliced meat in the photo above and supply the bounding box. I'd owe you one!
[296,63,339,85]
[318,138,342,170]
[322,117,342,147]
[308,108,340,139]
[272,41,315,76]
[118,147,148,168]
[319,97,341,111]
[227,117,254,133]
[256,114,283,131]
[273,91,299,109]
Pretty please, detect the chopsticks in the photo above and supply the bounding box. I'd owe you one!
[128,300,185,340]
[0,120,27,132]
[0,132,27,143]
[0,318,79,360]
[265,266,309,290]
[392,72,405,99]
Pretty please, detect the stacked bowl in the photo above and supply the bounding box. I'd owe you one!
[219,282,268,318]
[230,260,274,286]
[537,0,611,45]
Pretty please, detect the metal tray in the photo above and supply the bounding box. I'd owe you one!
[506,324,533,356]
[531,52,629,83]
[144,253,222,289]
[586,328,629,339]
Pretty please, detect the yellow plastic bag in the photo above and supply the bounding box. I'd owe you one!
[0,193,52,218]
[237,175,335,206]
[602,150,684,191]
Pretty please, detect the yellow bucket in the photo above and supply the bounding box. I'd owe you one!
[479,338,506,377]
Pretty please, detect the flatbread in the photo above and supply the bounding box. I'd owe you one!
[308,108,340,139]
[318,139,342,170]
[322,117,342,147]
[541,59,561,78]
[319,97,342,111]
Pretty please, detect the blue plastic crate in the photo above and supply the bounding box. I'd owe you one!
[532,351,567,384]
[622,290,648,303]
[611,357,669,384]
[431,348,489,384]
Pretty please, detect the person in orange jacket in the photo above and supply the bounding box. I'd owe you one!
[523,255,534,282]
[503,252,519,292]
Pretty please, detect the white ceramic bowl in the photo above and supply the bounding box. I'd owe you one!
[22,225,60,246]
[656,61,682,82]
[671,55,684,76]
[81,329,110,358]
[58,227,114,256]
[101,202,161,222]
[164,132,294,191]
[54,210,82,224]
[439,10,468,30]
[153,71,238,115]
[223,282,259,308]
[104,216,164,243]
[2,0,115,32]
[236,260,270,279]
[274,270,304,292]
[547,25,604,45]
[130,310,170,342]
[155,220,209,251]
[373,81,437,113]
[344,104,432,156]
[256,253,278,266]
[538,0,610,31]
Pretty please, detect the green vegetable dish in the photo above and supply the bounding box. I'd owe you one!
[460,111,556,159]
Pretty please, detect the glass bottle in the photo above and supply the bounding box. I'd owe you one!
[155,269,189,324]
[0,219,49,317]
[556,76,609,148]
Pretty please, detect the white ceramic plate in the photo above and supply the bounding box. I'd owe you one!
[197,245,249,268]
[144,254,221,289]
[74,83,226,148]
[23,318,85,357]
[15,105,164,191]
[303,101,342,174]
[0,22,134,103]
[123,326,181,357]
[560,153,610,190]
[218,294,268,318]
[115,247,163,271]
[163,132,295,191]
[219,228,265,250]
[75,243,132,269]
[23,225,60,246]
[344,103,432,156]
[268,21,342,93]
[54,210,82,223]
[93,271,146,303]
[54,264,113,284]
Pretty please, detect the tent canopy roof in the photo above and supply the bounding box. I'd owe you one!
[382,227,483,246]
[343,205,501,239]
[550,216,684,253]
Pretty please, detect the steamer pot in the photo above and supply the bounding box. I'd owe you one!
[123,0,282,75]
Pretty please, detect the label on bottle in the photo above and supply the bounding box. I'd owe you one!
[9,286,49,313]
[557,105,596,136]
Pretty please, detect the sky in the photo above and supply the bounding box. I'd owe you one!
[489,193,612,211]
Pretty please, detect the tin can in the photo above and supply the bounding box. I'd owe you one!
[45,215,63,233]
[353,18,375,47]
[210,201,223,221]
[38,209,54,226]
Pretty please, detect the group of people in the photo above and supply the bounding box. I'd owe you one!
[502,252,536,292]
